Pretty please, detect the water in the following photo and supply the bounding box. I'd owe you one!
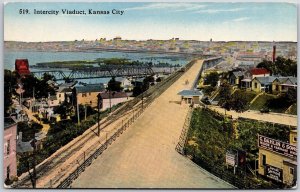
[4,50,191,84]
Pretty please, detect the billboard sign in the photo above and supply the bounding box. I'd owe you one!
[226,151,236,166]
[258,135,297,159]
[266,164,283,183]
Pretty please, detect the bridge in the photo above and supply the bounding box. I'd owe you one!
[30,57,223,81]
[14,57,231,189]
[31,65,156,81]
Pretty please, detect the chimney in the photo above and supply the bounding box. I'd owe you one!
[272,45,276,63]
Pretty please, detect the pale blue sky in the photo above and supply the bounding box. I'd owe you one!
[4,2,297,42]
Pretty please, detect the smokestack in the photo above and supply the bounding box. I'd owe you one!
[272,45,276,63]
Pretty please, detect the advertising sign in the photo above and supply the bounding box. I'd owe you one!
[258,135,297,159]
[266,164,283,183]
[226,151,236,166]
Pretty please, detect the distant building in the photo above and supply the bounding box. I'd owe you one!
[98,92,129,111]
[73,84,105,108]
[113,36,122,41]
[4,117,17,182]
[258,130,297,187]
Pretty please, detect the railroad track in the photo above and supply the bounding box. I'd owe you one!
[13,59,197,188]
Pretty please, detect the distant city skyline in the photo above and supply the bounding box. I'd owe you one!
[4,2,297,42]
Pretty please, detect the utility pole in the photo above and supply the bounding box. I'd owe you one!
[142,92,144,110]
[84,104,87,120]
[28,123,37,188]
[77,99,80,125]
[109,90,112,113]
[97,94,103,137]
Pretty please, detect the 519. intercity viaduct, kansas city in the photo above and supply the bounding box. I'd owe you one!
[33,9,124,15]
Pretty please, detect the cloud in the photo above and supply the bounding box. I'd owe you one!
[222,17,250,24]
[125,3,206,12]
[195,8,244,14]
[232,17,250,22]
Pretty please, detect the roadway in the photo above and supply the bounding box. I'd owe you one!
[208,105,297,127]
[71,60,233,188]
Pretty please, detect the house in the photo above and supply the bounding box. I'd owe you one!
[115,77,133,91]
[177,90,203,105]
[251,76,276,92]
[229,71,244,87]
[4,117,17,183]
[241,68,270,89]
[258,130,297,187]
[98,92,129,111]
[73,84,105,108]
[272,77,297,94]
[48,95,60,107]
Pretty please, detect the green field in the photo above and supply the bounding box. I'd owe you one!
[232,90,257,103]
[250,94,276,111]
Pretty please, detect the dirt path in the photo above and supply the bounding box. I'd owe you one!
[208,105,297,126]
[72,60,233,188]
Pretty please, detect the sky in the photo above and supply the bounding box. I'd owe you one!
[4,2,297,42]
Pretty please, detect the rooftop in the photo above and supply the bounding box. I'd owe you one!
[75,84,105,93]
[4,117,17,130]
[177,89,203,97]
[250,68,270,75]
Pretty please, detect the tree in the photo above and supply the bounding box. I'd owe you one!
[107,77,123,92]
[218,83,232,111]
[156,77,162,83]
[21,74,56,99]
[256,60,273,74]
[54,101,73,119]
[204,72,219,87]
[257,57,297,77]
[284,88,297,104]
[4,70,17,116]
[230,92,249,113]
[202,86,215,96]
[132,84,143,97]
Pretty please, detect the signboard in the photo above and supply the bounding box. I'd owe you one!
[266,164,283,183]
[258,135,297,159]
[226,151,236,166]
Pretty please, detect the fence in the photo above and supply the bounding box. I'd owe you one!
[175,107,193,155]
[187,155,280,189]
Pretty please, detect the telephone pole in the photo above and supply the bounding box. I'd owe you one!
[97,94,103,137]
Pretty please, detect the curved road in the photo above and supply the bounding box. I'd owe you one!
[72,60,233,188]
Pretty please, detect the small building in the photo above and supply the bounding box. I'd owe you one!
[258,130,297,187]
[73,84,105,108]
[272,77,297,94]
[251,76,276,92]
[48,95,60,107]
[98,92,129,111]
[115,77,133,91]
[229,71,244,87]
[241,68,270,89]
[178,90,203,104]
[4,117,18,183]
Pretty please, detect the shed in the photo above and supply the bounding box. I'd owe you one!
[177,90,203,104]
